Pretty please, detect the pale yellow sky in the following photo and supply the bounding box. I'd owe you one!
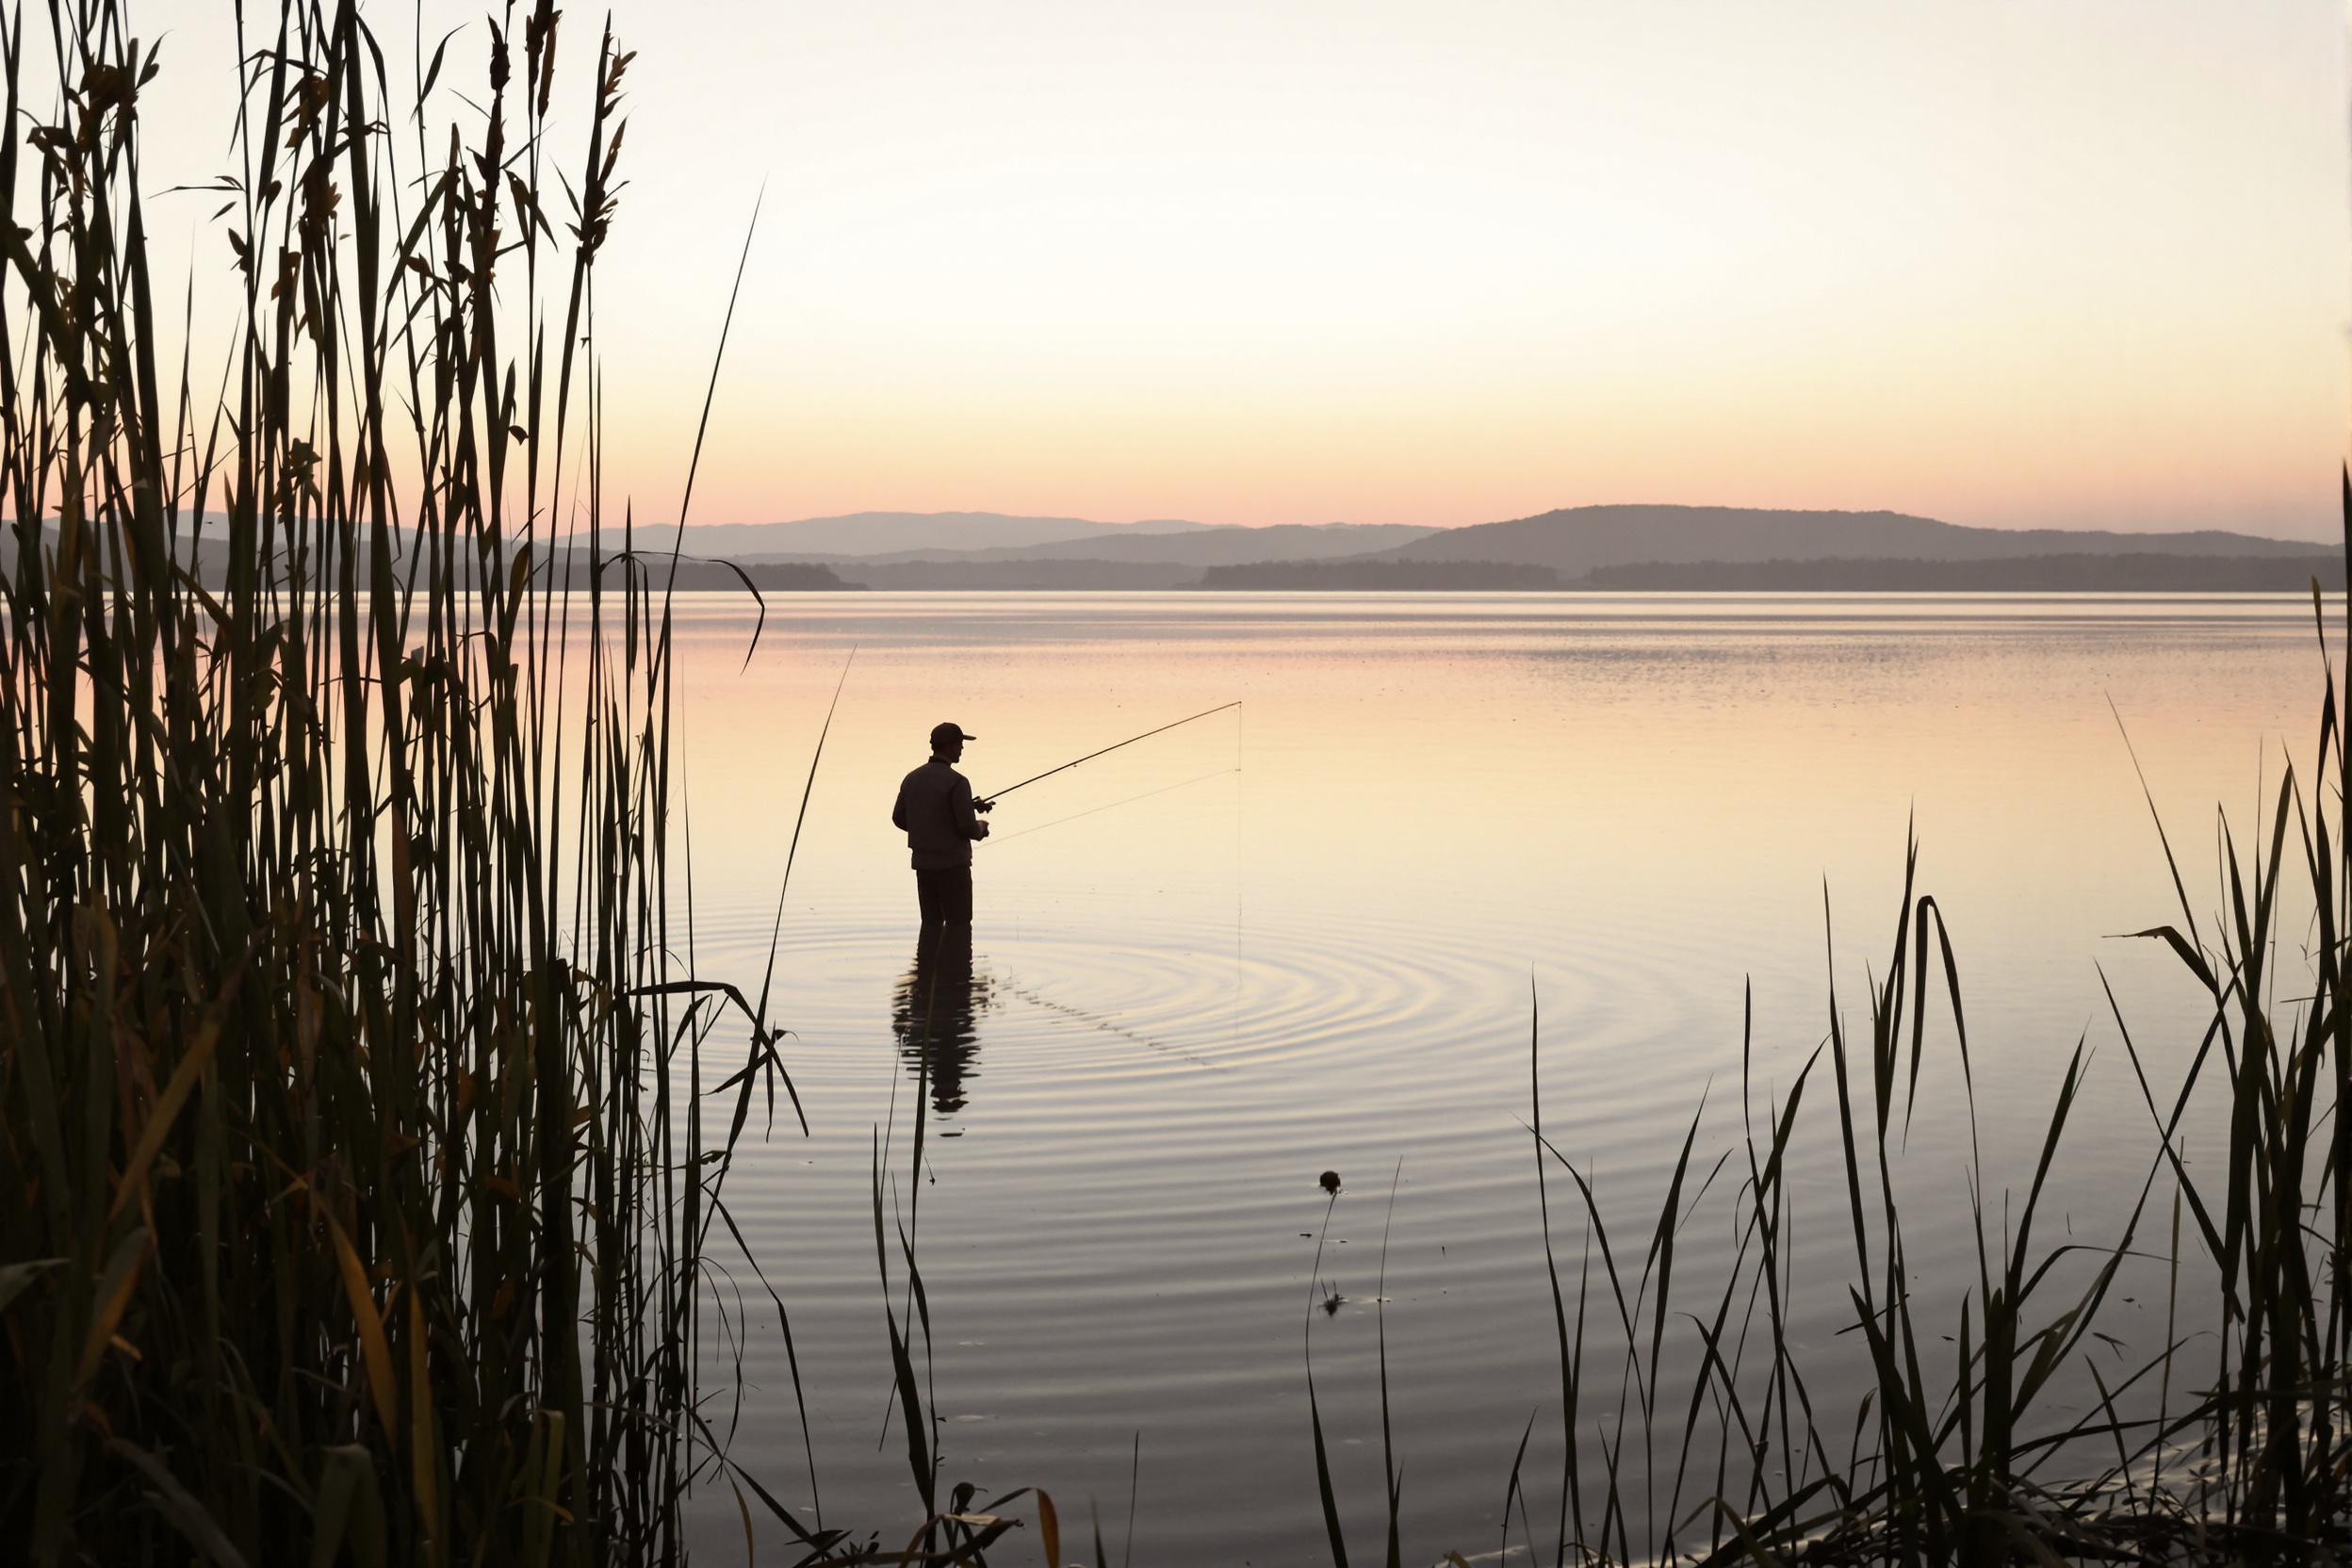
[145,1,2349,536]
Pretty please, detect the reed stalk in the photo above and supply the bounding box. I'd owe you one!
[1457,585,2351,1564]
[0,2,832,1561]
[1317,582,2351,1567]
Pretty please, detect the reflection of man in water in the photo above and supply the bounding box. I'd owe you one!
[893,926,992,1121]
[891,722,991,928]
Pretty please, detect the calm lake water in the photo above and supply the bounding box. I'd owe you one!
[662,592,2330,1564]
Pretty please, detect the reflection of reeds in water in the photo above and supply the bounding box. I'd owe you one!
[1311,590,2352,1563]
[0,4,849,1560]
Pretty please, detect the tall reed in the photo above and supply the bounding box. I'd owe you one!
[1331,590,2351,1563]
[1309,606,2349,1566]
[0,2,821,1561]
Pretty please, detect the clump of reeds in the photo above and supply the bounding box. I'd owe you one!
[1308,575,2351,1563]
[0,1,858,1560]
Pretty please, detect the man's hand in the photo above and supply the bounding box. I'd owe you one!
[973,797,993,814]
[973,821,990,840]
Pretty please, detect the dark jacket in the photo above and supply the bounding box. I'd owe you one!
[893,759,984,869]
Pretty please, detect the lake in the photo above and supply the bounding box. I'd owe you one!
[661,591,2328,1564]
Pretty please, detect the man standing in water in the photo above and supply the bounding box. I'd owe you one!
[892,721,991,928]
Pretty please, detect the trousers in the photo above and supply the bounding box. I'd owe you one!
[915,866,972,926]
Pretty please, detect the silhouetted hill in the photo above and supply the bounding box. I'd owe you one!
[1380,505,2318,574]
[14,509,2331,594]
[1191,551,2342,592]
[1198,560,1560,590]
[606,557,856,592]
[758,522,1433,568]
[628,511,1220,557]
[1582,554,2345,592]
[835,559,1195,590]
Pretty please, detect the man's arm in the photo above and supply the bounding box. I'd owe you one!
[891,786,909,831]
[951,776,988,841]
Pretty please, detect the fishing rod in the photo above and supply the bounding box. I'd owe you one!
[978,701,1240,807]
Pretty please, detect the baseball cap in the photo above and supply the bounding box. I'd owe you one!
[930,722,977,745]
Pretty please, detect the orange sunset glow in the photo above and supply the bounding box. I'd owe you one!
[139,0,2346,536]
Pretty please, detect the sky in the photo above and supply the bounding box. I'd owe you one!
[140,1,2351,537]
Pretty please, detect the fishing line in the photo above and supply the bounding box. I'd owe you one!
[1233,699,1243,1048]
[996,975,1232,1074]
[982,766,1239,846]
[985,703,1247,1070]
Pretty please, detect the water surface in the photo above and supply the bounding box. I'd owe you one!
[665,592,2327,1562]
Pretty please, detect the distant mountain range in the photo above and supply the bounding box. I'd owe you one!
[1373,505,2321,573]
[839,559,1197,590]
[1579,554,2345,592]
[656,502,2332,590]
[626,511,1230,557]
[1201,553,2344,592]
[748,521,1435,568]
[8,504,2336,591]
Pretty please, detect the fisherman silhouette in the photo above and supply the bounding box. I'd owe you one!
[891,721,992,929]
